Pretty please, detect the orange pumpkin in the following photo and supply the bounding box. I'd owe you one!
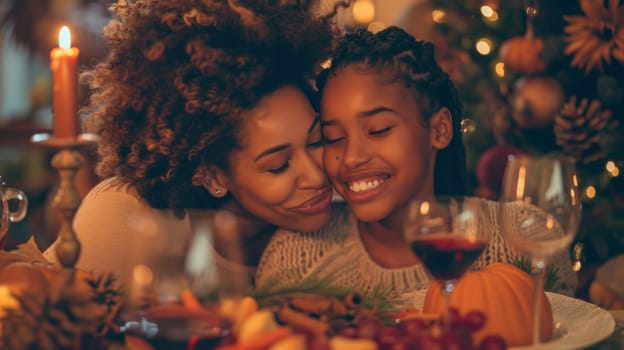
[499,36,546,74]
[423,263,553,347]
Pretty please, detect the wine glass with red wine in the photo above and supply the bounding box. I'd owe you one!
[499,154,580,345]
[404,196,490,329]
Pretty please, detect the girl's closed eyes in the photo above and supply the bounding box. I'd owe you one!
[321,123,396,145]
[368,125,395,136]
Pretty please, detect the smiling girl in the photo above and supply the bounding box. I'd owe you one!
[256,26,576,306]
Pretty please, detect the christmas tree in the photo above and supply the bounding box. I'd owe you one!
[403,0,624,271]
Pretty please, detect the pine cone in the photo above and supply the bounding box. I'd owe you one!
[87,271,125,336]
[554,96,616,164]
[0,269,123,350]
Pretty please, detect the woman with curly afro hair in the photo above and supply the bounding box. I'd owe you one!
[43,0,351,291]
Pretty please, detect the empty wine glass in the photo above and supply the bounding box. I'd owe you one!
[499,153,581,345]
[404,196,490,329]
[0,179,29,249]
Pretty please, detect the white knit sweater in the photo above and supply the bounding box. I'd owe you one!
[256,199,577,310]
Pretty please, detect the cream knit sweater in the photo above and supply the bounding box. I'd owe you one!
[256,199,577,310]
[43,177,256,296]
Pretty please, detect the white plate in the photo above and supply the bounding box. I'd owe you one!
[511,292,615,350]
[409,291,615,350]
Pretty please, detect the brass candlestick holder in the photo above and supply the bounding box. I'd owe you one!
[31,133,98,269]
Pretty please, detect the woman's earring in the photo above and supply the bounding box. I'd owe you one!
[214,188,222,195]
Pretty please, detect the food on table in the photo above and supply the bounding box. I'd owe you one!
[216,292,508,350]
[125,288,512,349]
[329,336,377,350]
[237,310,280,345]
[268,334,307,350]
[220,296,260,335]
[423,262,553,346]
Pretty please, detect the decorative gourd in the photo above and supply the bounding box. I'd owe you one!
[423,262,553,347]
[511,76,565,129]
[0,261,50,292]
[499,36,546,74]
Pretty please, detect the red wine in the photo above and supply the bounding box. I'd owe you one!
[411,238,486,280]
[128,305,231,350]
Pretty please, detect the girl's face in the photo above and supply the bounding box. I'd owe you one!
[216,86,332,232]
[320,66,444,228]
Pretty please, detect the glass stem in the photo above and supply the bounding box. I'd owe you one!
[531,259,546,345]
[441,280,454,331]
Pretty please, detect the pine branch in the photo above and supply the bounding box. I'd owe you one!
[511,256,567,293]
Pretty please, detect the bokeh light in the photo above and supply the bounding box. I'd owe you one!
[432,9,446,23]
[476,38,492,55]
[494,62,505,77]
[606,160,620,177]
[584,186,596,199]
[352,0,376,25]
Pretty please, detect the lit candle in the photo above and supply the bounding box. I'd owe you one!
[50,26,80,139]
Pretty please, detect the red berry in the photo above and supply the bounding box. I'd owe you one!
[440,330,474,350]
[388,338,418,350]
[452,328,475,349]
[377,327,402,350]
[479,335,507,350]
[356,319,380,339]
[308,336,330,350]
[413,335,444,350]
[399,318,427,336]
[463,310,487,331]
[440,335,462,350]
[338,327,357,338]
[449,307,463,327]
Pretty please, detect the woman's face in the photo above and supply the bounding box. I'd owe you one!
[219,86,332,232]
[320,66,438,227]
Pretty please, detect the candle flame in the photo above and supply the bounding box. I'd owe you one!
[59,26,71,49]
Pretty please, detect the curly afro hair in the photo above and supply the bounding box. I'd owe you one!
[316,26,468,197]
[82,0,349,214]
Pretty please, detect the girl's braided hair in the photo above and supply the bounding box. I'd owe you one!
[317,26,468,197]
[82,0,349,213]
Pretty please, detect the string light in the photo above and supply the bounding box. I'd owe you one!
[481,5,494,17]
[480,5,499,22]
[605,160,620,177]
[572,243,583,272]
[584,186,596,199]
[432,9,446,23]
[460,118,477,134]
[494,62,505,77]
[475,38,493,55]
